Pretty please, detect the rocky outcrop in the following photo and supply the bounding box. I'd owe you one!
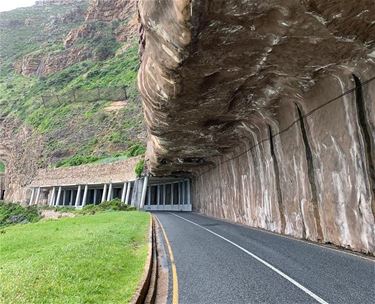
[14,47,91,76]
[138,1,375,254]
[86,0,136,22]
[35,0,86,6]
[15,0,138,76]
[0,118,44,203]
[66,0,138,46]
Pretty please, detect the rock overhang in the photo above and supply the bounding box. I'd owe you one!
[137,0,375,176]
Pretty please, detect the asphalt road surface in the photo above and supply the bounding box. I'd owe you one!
[154,212,375,304]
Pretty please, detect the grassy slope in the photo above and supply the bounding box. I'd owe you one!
[0,3,145,168]
[0,4,87,65]
[0,211,150,304]
[0,162,4,173]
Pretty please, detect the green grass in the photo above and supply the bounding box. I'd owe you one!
[0,162,5,173]
[0,211,150,304]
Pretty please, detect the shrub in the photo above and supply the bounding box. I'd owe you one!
[127,144,146,157]
[56,155,100,168]
[135,159,145,177]
[78,199,136,215]
[0,202,41,228]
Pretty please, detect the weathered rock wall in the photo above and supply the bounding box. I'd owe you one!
[0,118,44,203]
[138,0,375,254]
[193,68,375,255]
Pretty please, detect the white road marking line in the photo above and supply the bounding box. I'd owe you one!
[201,213,375,262]
[171,213,330,304]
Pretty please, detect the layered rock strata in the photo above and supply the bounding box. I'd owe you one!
[0,118,44,203]
[138,0,375,254]
[15,0,138,76]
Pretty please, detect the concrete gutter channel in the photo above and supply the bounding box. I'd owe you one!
[131,215,165,304]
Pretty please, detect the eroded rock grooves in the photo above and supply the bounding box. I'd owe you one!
[138,0,375,254]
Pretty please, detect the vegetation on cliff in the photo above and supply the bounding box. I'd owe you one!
[0,202,40,228]
[0,211,150,303]
[0,1,145,168]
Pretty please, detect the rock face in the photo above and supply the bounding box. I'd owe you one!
[86,0,136,22]
[138,0,375,254]
[14,47,91,76]
[35,0,86,6]
[0,118,44,203]
[15,0,138,76]
[67,0,138,46]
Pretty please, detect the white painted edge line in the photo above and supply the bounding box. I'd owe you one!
[197,212,375,262]
[171,213,329,304]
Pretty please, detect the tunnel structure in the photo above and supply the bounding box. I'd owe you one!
[28,157,192,211]
[138,0,375,255]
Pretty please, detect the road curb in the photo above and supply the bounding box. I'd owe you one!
[131,215,158,304]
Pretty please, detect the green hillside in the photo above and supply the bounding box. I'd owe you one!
[0,2,145,168]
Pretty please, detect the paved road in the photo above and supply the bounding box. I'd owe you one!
[154,212,375,304]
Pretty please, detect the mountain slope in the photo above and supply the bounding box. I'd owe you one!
[0,0,145,168]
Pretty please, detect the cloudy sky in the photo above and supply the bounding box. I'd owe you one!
[0,0,35,12]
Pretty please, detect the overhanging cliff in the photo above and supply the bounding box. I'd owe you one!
[138,0,375,254]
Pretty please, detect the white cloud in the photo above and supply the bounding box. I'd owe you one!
[0,0,36,13]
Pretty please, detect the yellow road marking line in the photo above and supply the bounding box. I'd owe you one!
[155,215,179,304]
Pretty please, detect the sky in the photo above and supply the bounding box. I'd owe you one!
[0,0,35,12]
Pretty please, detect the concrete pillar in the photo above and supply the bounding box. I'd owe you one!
[125,182,131,205]
[49,187,56,206]
[93,189,98,205]
[171,183,174,205]
[69,190,74,206]
[187,179,191,205]
[34,187,41,206]
[121,183,127,203]
[56,187,62,207]
[182,182,186,205]
[101,184,107,203]
[62,190,67,207]
[147,186,151,206]
[139,176,149,209]
[29,188,35,206]
[163,185,166,206]
[107,183,113,201]
[82,185,88,207]
[157,185,160,206]
[75,185,81,208]
[178,183,182,205]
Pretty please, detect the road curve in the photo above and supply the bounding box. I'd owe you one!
[154,212,375,304]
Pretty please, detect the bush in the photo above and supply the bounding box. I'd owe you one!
[56,155,100,168]
[127,144,146,157]
[78,199,136,215]
[0,202,40,228]
[135,159,145,177]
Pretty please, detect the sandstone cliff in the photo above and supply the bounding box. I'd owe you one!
[13,0,138,76]
[0,118,44,203]
[0,0,145,202]
[138,0,375,254]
